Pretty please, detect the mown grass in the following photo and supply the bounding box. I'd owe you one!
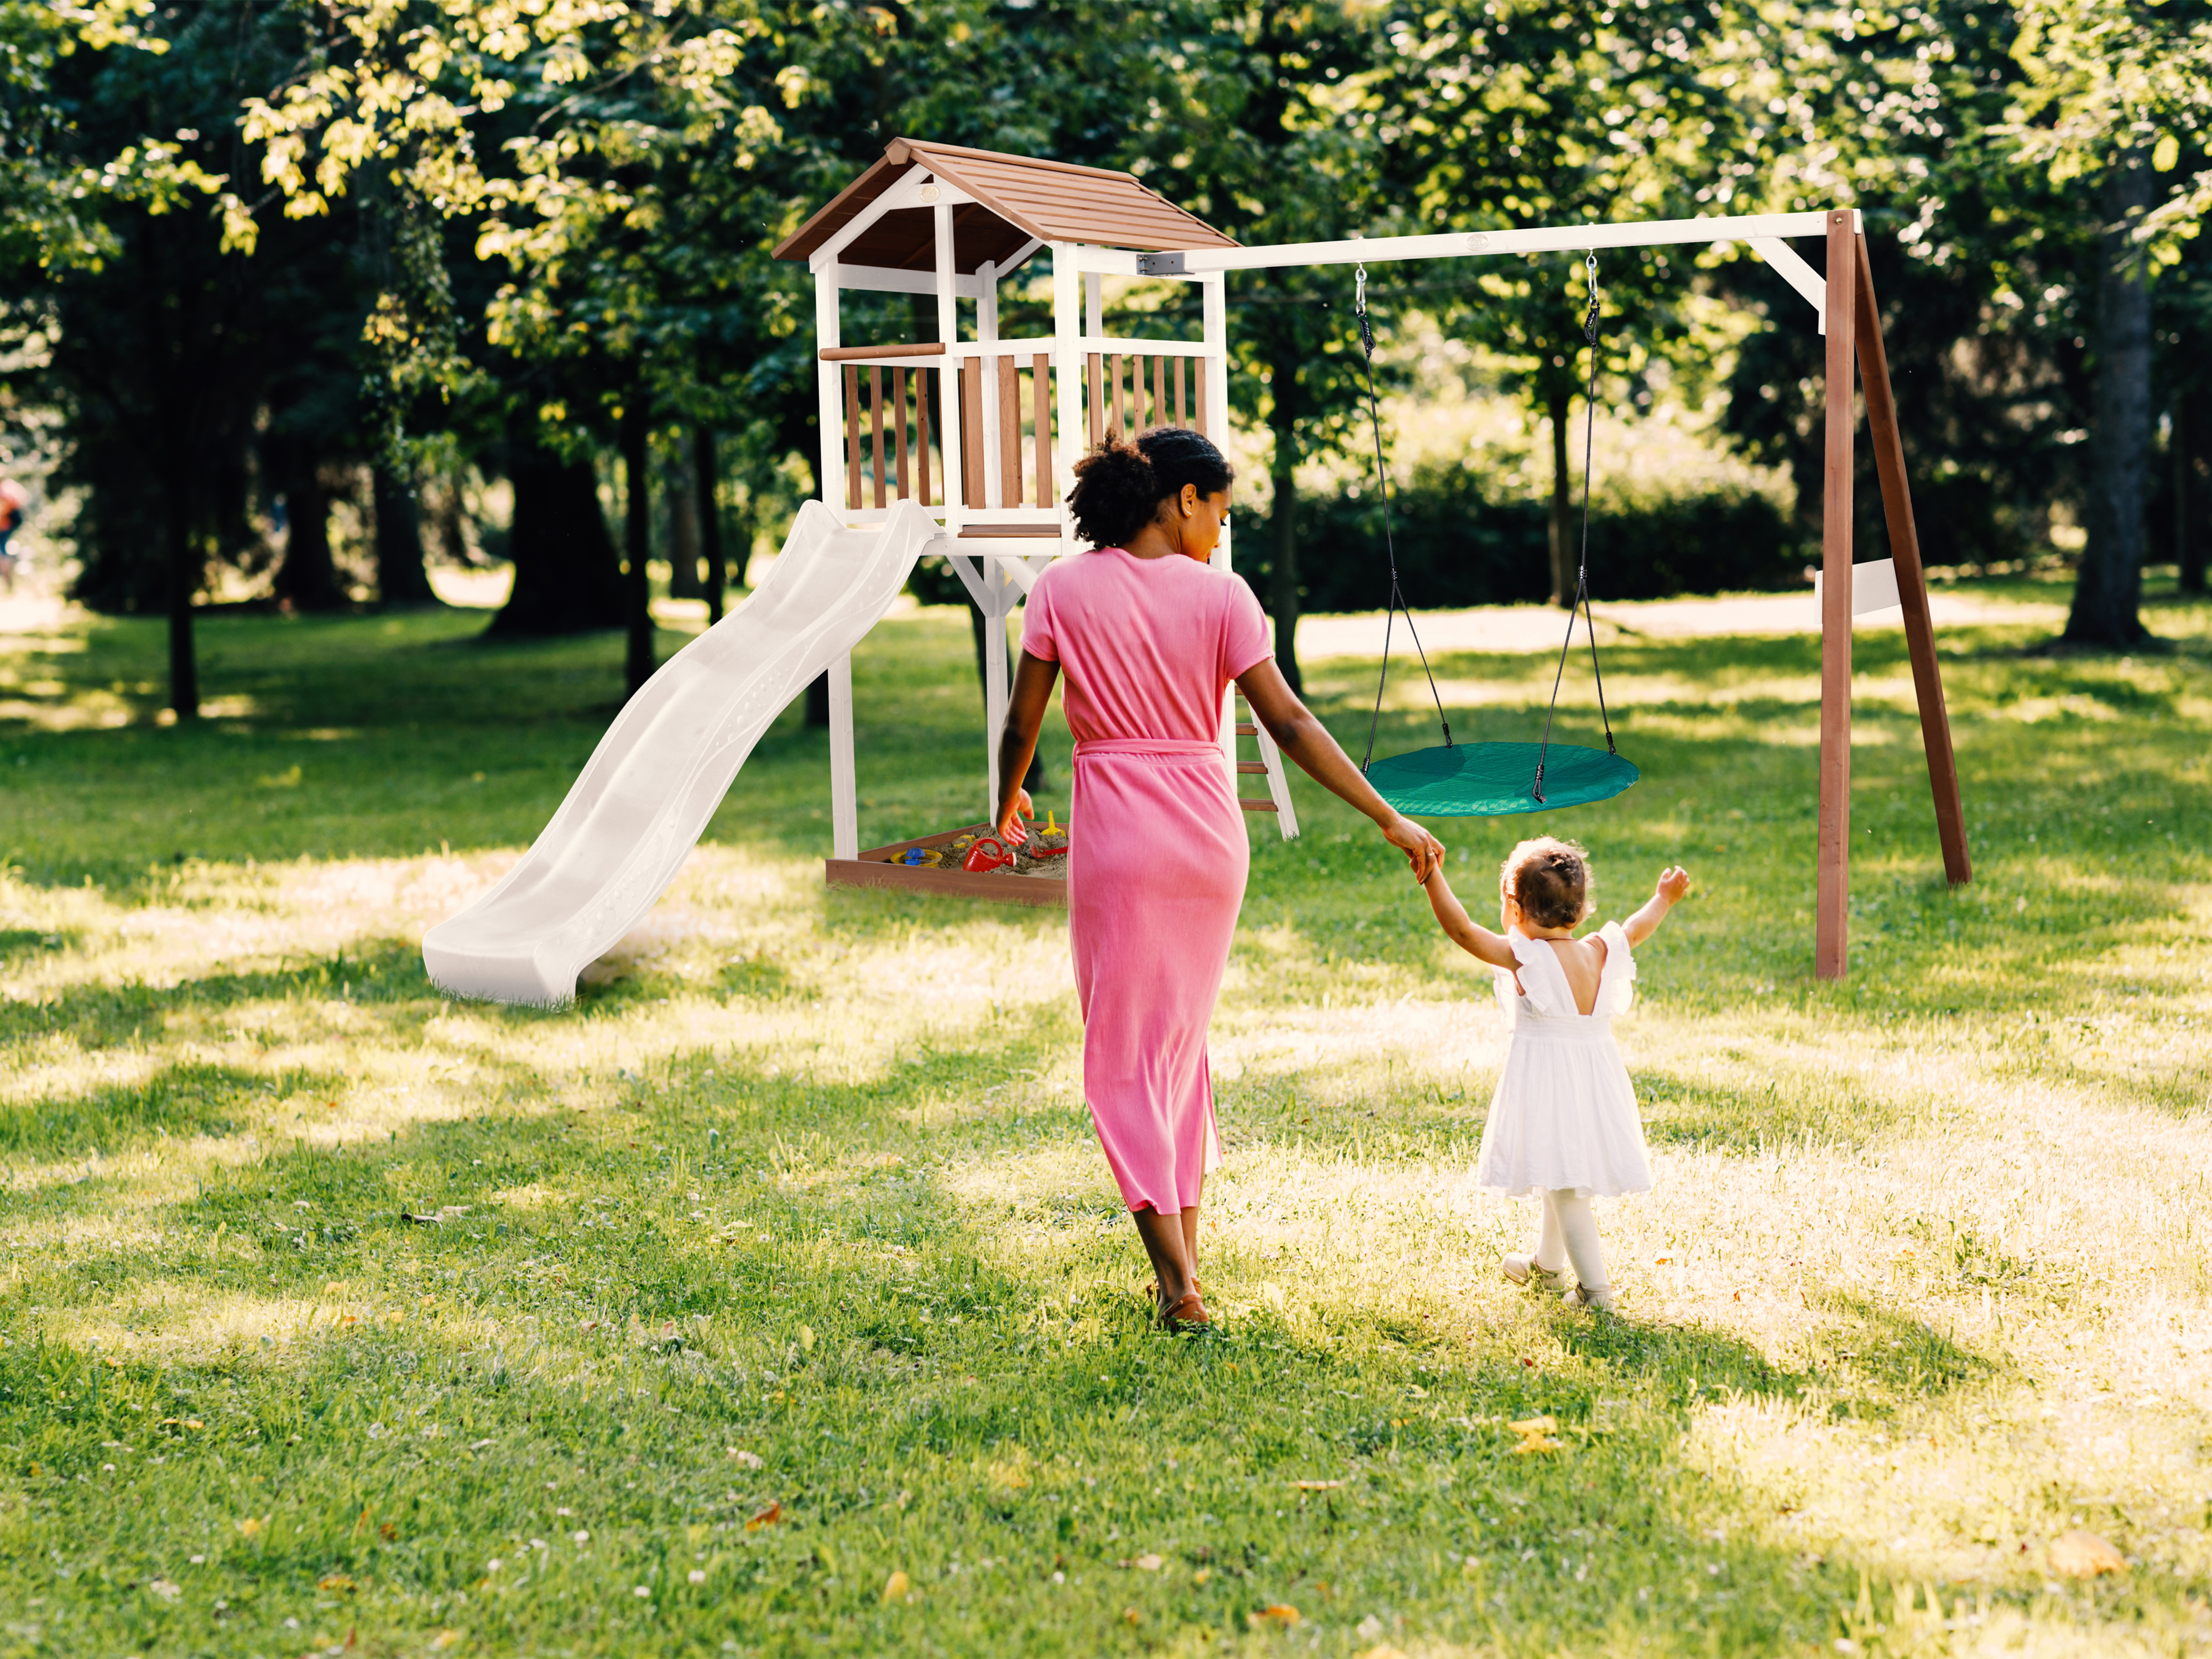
[0,575,2208,1658]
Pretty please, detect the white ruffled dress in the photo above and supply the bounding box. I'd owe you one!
[1474,922,1654,1199]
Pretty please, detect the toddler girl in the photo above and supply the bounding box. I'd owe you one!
[1421,838,1689,1311]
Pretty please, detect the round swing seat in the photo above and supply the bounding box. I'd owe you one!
[1366,741,1638,819]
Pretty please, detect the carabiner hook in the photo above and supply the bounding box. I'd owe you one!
[1355,262,1368,317]
[1582,250,1600,346]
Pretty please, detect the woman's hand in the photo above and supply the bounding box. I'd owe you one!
[996,789,1035,847]
[1380,813,1444,882]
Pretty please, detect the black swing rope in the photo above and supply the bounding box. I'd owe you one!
[1353,262,1453,775]
[1532,251,1619,804]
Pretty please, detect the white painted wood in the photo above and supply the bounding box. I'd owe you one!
[934,200,963,536]
[1749,236,1828,332]
[808,169,943,271]
[1085,270,1103,336]
[1052,243,1083,528]
[1813,556,1903,620]
[824,263,988,299]
[815,270,842,514]
[983,564,1010,816]
[978,259,1003,508]
[828,651,858,859]
[1201,274,1230,446]
[1157,210,1856,275]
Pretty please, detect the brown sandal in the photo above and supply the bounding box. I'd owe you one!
[1159,1290,1212,1331]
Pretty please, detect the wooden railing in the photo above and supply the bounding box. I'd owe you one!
[825,340,1211,521]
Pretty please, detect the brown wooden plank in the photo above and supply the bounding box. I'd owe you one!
[954,523,1061,539]
[820,341,948,362]
[998,354,1022,507]
[869,366,888,509]
[1195,358,1208,437]
[1173,356,1186,427]
[1032,352,1051,509]
[1152,356,1167,432]
[1086,353,1104,448]
[1817,208,1857,981]
[1234,722,1257,735]
[1235,761,1269,774]
[1111,354,1125,440]
[961,355,985,509]
[917,368,932,507]
[843,364,862,510]
[1854,233,1969,888]
[1239,799,1280,813]
[894,367,911,499]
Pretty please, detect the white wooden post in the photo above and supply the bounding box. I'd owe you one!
[1202,271,1239,798]
[815,269,842,516]
[984,566,1010,819]
[933,196,963,533]
[1052,243,1083,531]
[829,653,858,859]
[1086,269,1103,338]
[978,258,1003,508]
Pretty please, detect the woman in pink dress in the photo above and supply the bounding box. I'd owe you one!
[995,429,1443,1330]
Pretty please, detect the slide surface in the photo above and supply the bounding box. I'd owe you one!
[423,499,938,1004]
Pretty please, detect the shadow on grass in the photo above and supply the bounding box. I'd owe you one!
[0,1058,348,1162]
[1637,1068,1901,1155]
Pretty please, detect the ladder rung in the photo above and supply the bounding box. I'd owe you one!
[1239,798,1279,813]
[1235,723,1258,736]
[1235,761,1269,774]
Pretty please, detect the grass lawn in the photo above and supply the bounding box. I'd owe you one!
[0,574,2208,1658]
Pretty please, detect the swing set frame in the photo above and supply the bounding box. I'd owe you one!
[1149,206,1973,982]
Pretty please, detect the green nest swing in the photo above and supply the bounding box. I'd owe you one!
[1350,254,1637,820]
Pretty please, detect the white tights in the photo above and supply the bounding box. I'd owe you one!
[1532,1189,1610,1295]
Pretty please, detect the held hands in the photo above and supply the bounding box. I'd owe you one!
[995,788,1035,848]
[1380,814,1445,883]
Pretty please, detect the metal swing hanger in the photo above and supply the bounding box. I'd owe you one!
[1533,249,1620,804]
[1353,262,1454,776]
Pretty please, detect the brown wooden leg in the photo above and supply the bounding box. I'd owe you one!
[1818,208,1858,980]
[1854,233,1971,888]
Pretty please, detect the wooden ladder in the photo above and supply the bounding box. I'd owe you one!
[1232,692,1299,837]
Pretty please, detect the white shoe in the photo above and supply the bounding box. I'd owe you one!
[1562,1282,1616,1312]
[1502,1253,1570,1289]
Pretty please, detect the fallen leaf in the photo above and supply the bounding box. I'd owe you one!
[1249,1604,1301,1627]
[799,1325,816,1351]
[319,1574,357,1593]
[236,1516,266,1540]
[2049,1530,2127,1578]
[746,1501,783,1531]
[1123,1606,1141,1624]
[1508,1416,1558,1437]
[1193,1568,1213,1585]
[147,1578,181,1600]
[881,1569,910,1603]
[1288,1480,1343,1491]
[428,1632,462,1651]
[1134,1554,1163,1571]
[727,1448,764,1469]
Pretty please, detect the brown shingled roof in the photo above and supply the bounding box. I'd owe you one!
[773,138,1236,274]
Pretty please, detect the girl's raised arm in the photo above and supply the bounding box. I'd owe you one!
[1622,865,1692,947]
[1422,867,1519,968]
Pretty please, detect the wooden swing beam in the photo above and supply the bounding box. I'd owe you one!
[1159,204,1973,980]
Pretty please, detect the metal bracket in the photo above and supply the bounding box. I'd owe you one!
[1134,250,1187,276]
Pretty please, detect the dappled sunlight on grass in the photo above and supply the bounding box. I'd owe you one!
[0,580,2208,1654]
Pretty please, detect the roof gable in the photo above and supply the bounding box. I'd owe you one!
[773,138,1235,274]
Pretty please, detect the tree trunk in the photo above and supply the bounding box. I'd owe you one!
[165,478,198,719]
[273,466,346,612]
[2065,159,2155,648]
[1547,380,1573,608]
[372,465,439,607]
[696,425,726,624]
[488,424,624,637]
[623,390,655,699]
[1268,346,1302,694]
[2181,387,2208,597]
[666,440,702,598]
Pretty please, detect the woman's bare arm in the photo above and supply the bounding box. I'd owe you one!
[1421,866,1519,968]
[993,649,1061,842]
[1235,657,1443,881]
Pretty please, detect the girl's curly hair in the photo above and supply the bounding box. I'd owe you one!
[1066,427,1234,549]
[1501,837,1594,930]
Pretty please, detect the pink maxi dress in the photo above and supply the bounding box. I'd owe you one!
[1020,547,1273,1214]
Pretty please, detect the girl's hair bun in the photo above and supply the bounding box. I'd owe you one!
[1067,427,1233,549]
[1501,836,1593,930]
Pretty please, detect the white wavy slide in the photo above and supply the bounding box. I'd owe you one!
[423,498,940,1005]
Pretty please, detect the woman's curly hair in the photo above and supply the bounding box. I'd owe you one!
[1500,837,1594,931]
[1066,427,1234,549]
